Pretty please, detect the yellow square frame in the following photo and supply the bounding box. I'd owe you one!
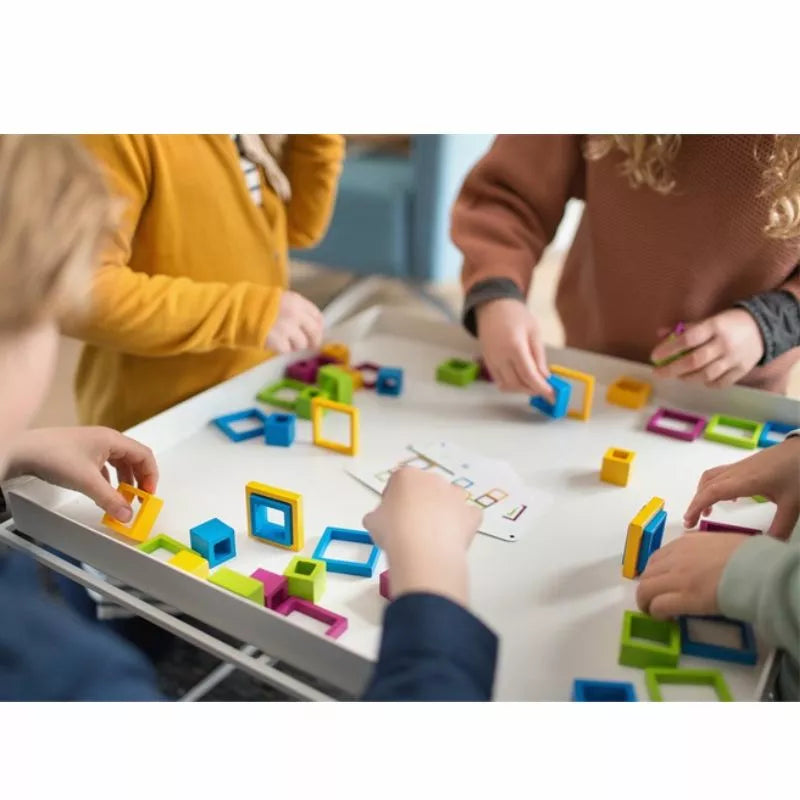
[102,483,164,543]
[622,496,664,579]
[245,481,304,551]
[606,376,652,410]
[311,397,360,456]
[550,365,595,421]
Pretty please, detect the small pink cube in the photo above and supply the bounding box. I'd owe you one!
[250,568,289,610]
[285,358,323,384]
[379,570,391,600]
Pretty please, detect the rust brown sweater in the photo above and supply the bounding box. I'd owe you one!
[452,135,800,392]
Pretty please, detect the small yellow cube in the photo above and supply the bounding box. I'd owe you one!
[606,377,652,410]
[601,447,635,487]
[168,550,209,578]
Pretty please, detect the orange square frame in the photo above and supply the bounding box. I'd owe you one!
[101,483,164,542]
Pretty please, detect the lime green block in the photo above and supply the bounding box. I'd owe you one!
[256,378,306,411]
[618,610,680,669]
[284,556,326,603]
[137,534,189,556]
[645,667,733,702]
[752,495,769,503]
[209,567,265,605]
[296,385,330,420]
[317,365,353,404]
[704,414,763,450]
[436,358,480,387]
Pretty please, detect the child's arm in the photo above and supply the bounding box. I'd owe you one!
[360,468,498,701]
[283,134,346,249]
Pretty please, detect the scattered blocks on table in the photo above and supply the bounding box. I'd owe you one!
[572,679,637,701]
[646,407,707,442]
[618,610,680,669]
[284,557,326,603]
[600,447,635,487]
[549,365,595,421]
[606,376,652,409]
[296,385,329,420]
[168,549,209,578]
[353,361,380,389]
[209,567,265,606]
[379,570,391,600]
[212,408,268,442]
[644,667,733,702]
[320,342,350,365]
[276,596,347,638]
[285,357,325,384]
[636,510,667,574]
[679,615,758,665]
[246,481,304,551]
[265,412,296,447]
[376,366,404,396]
[758,420,796,448]
[436,358,479,387]
[250,568,289,610]
[311,396,359,456]
[190,518,236,568]
[312,527,380,577]
[256,378,306,412]
[530,375,572,419]
[704,414,763,450]
[317,364,354,404]
[137,533,188,556]
[622,497,664,579]
[699,519,761,535]
[102,483,164,543]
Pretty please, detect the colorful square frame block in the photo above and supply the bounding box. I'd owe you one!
[168,549,209,578]
[758,420,796,448]
[646,407,707,442]
[320,342,350,365]
[311,396,360,456]
[285,357,325,384]
[317,364,354,404]
[246,481,304,551]
[209,567,265,606]
[212,408,268,442]
[250,568,289,610]
[312,527,380,578]
[606,376,652,410]
[622,497,664,579]
[189,517,236,568]
[256,378,306,412]
[600,447,635,487]
[572,679,637,702]
[679,615,757,665]
[296,385,329,420]
[436,358,479,387]
[636,509,667,574]
[699,519,761,535]
[549,365,595,421]
[284,557,326,603]
[137,533,188,556]
[618,610,680,669]
[530,374,572,419]
[102,483,164,543]
[276,596,347,639]
[265,412,296,447]
[704,414,764,450]
[644,667,733,702]
[353,361,380,389]
[376,366,404,396]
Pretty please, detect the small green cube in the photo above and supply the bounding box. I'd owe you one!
[256,378,306,411]
[317,365,353,404]
[645,667,733,702]
[618,610,681,669]
[704,414,763,450]
[208,567,265,605]
[137,534,189,556]
[436,358,480,387]
[284,556,326,603]
[296,385,330,420]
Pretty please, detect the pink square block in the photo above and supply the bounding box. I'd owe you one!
[250,568,289,610]
[379,570,391,600]
[275,596,348,638]
[646,407,707,442]
[285,357,325,384]
[699,519,761,535]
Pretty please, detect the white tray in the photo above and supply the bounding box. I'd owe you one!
[7,306,798,700]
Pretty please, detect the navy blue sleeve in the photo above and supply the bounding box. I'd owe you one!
[361,593,498,701]
[0,553,163,701]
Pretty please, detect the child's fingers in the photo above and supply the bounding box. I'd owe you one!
[684,477,749,526]
[655,340,723,379]
[528,331,551,379]
[635,573,673,615]
[648,591,687,621]
[653,319,715,361]
[767,499,800,540]
[512,350,552,398]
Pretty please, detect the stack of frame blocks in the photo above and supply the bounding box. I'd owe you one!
[622,497,666,578]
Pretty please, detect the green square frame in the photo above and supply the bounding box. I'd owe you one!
[618,610,681,669]
[704,414,764,450]
[645,668,733,701]
[256,378,307,412]
[137,534,188,556]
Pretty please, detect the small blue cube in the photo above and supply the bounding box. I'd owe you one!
[265,412,296,447]
[572,679,637,701]
[758,420,796,448]
[530,375,571,419]
[189,517,236,568]
[376,367,404,397]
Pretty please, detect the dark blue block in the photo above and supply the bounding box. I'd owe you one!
[212,408,268,442]
[679,615,758,665]
[189,518,236,568]
[530,375,572,419]
[265,412,296,447]
[376,367,404,396]
[572,679,637,701]
[249,494,294,547]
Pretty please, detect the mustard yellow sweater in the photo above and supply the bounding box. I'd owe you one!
[66,134,344,431]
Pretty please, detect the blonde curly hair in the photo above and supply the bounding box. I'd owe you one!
[585,134,800,239]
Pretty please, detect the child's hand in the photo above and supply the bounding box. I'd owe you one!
[265,291,324,354]
[363,467,483,605]
[636,533,749,619]
[6,427,159,523]
[476,298,553,400]
[650,308,764,387]
[683,437,800,539]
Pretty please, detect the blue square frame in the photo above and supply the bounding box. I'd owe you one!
[312,527,380,577]
[636,509,667,574]
[758,420,796,448]
[249,494,294,547]
[530,375,572,419]
[213,408,268,442]
[679,615,758,665]
[572,679,637,701]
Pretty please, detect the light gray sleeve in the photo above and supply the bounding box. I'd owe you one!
[717,535,800,661]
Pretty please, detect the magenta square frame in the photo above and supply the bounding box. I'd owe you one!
[646,407,707,442]
[379,569,391,600]
[285,357,327,384]
[275,596,348,639]
[353,361,381,389]
[699,519,761,535]
[250,568,289,610]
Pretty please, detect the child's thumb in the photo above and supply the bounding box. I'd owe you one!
[85,477,133,522]
[767,500,799,540]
